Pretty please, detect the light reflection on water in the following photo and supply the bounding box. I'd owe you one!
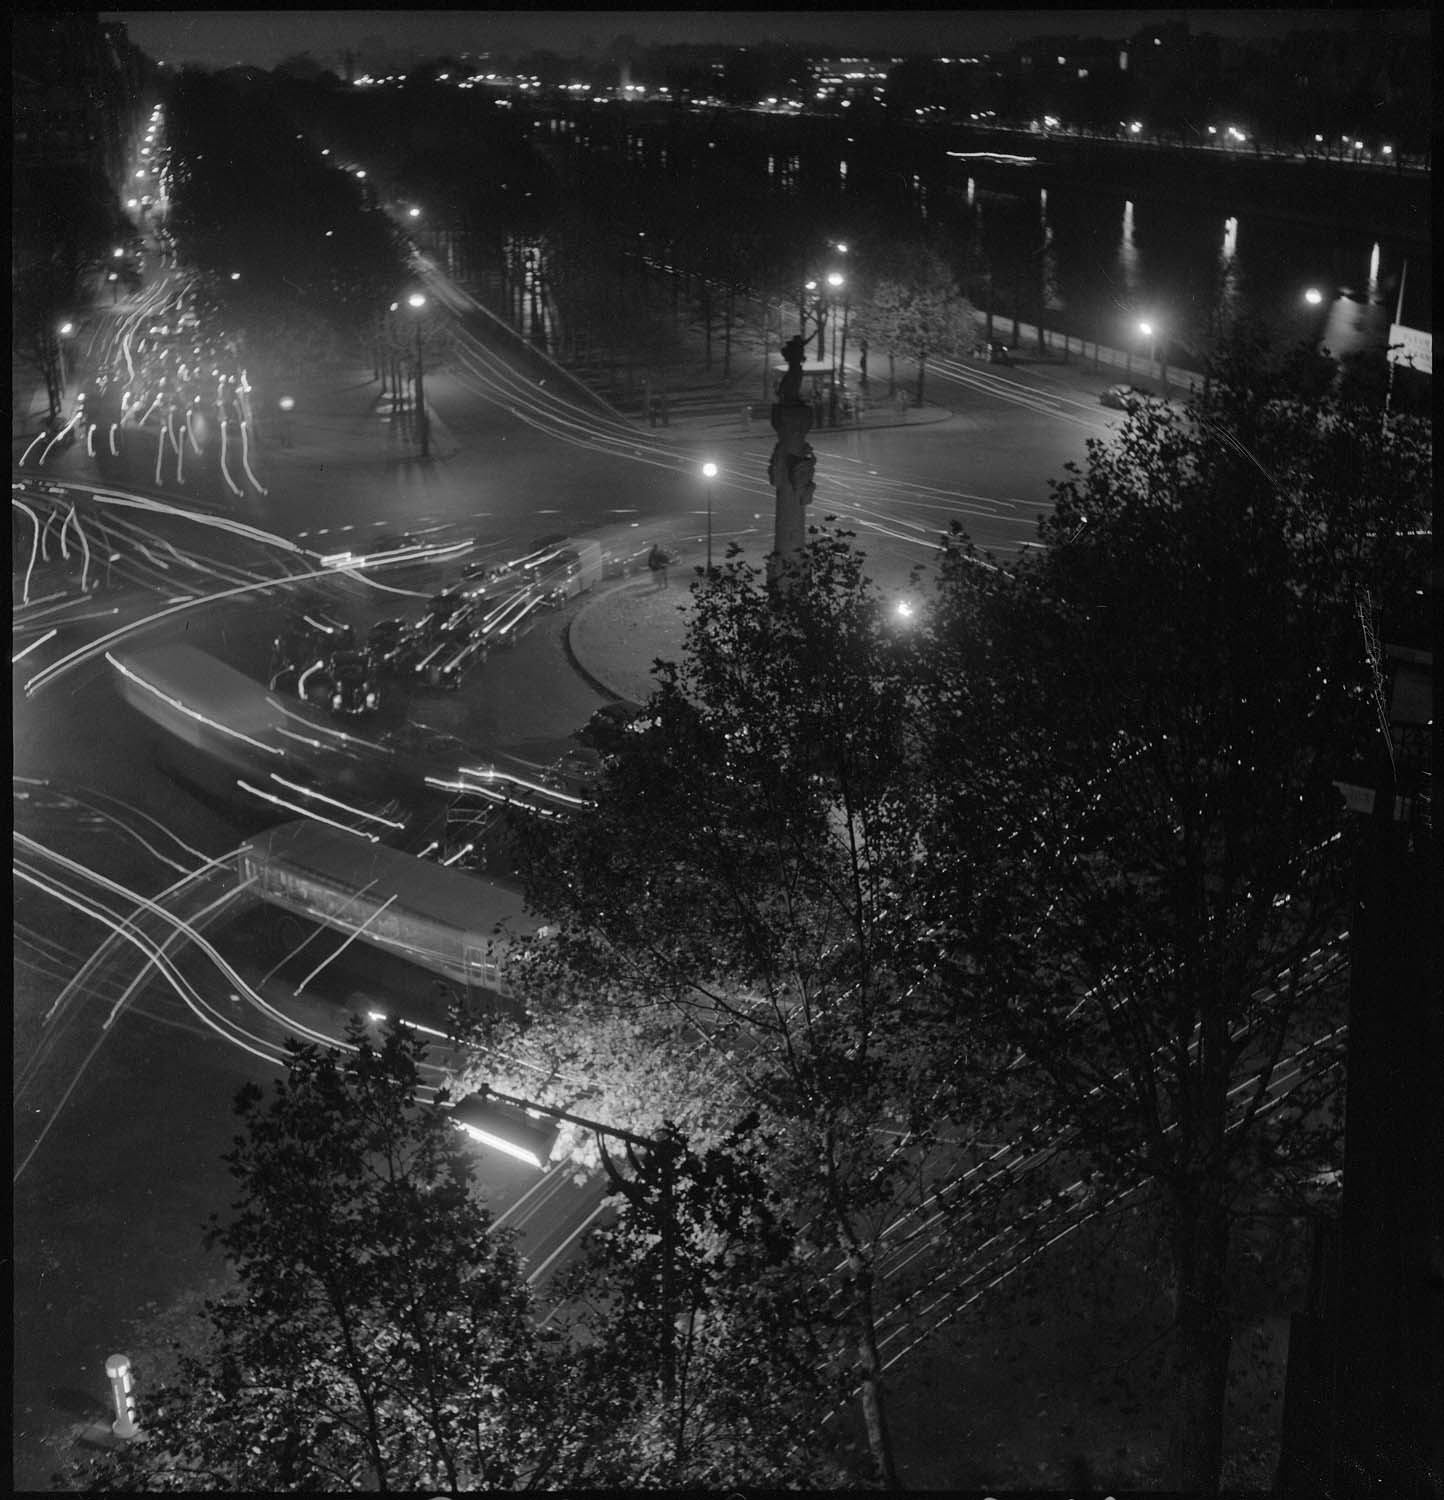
[623,125,1411,362]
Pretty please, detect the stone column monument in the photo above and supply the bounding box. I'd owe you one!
[767,334,817,593]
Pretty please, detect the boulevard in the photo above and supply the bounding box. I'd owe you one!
[11,203,1112,1487]
[16,17,1428,1489]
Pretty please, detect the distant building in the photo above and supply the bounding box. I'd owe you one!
[12,12,150,193]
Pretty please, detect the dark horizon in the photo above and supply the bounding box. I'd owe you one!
[101,8,1430,72]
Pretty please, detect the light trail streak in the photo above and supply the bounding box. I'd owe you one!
[18,774,221,871]
[425,261,1053,539]
[295,893,399,996]
[11,630,58,663]
[237,417,267,495]
[11,864,279,1186]
[13,498,42,603]
[255,877,381,987]
[16,837,384,1080]
[267,771,407,830]
[234,779,381,838]
[217,417,243,497]
[105,650,285,759]
[24,555,344,698]
[872,1037,1348,1379]
[37,414,84,466]
[100,881,256,1028]
[48,478,299,550]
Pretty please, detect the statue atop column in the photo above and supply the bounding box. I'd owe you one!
[768,335,816,592]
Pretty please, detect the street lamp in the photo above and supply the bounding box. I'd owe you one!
[1304,287,1324,306]
[405,292,430,459]
[1138,319,1168,396]
[822,271,847,423]
[448,1085,682,1398]
[701,460,718,575]
[55,321,76,402]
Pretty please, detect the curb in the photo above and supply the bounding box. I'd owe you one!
[562,577,659,704]
[641,401,959,448]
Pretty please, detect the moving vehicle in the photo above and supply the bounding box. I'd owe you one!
[271,609,354,690]
[536,540,603,605]
[237,819,543,998]
[1099,384,1147,410]
[109,642,290,772]
[368,617,416,672]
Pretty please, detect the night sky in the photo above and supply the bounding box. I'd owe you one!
[103,8,1427,71]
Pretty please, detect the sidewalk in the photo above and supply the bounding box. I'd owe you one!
[563,531,927,710]
[564,574,694,705]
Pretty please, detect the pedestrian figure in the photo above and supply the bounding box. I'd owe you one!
[648,544,669,589]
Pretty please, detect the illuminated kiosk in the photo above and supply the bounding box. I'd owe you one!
[448,1085,682,1398]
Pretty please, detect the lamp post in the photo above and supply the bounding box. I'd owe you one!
[56,320,75,386]
[804,278,822,358]
[449,1086,682,1400]
[701,460,718,575]
[406,291,429,459]
[1138,318,1168,397]
[826,271,846,421]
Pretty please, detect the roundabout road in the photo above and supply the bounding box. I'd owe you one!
[11,252,1113,1487]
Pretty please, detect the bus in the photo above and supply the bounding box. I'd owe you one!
[111,643,408,837]
[109,642,291,772]
[237,819,544,999]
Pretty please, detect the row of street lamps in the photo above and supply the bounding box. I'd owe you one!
[379,290,431,459]
[1130,285,1331,393]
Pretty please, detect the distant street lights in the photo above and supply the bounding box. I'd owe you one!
[701,460,718,575]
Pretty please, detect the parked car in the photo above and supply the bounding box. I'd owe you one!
[1100,384,1147,410]
[550,744,602,795]
[574,700,647,755]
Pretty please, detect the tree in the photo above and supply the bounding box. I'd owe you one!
[67,1020,565,1492]
[917,326,1432,1493]
[853,247,975,406]
[502,532,990,1485]
[551,1114,853,1487]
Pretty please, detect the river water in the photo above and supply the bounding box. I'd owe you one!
[949,165,1401,365]
[550,115,1416,369]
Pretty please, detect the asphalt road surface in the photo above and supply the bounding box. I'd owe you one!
[11,246,1109,1487]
